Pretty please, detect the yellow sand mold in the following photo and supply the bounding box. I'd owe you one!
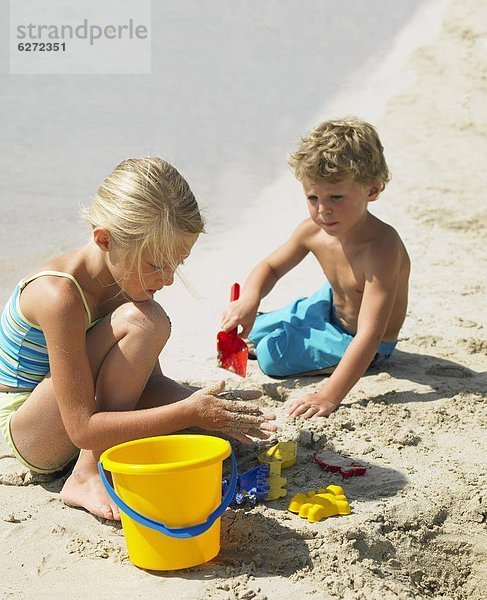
[258,441,297,469]
[257,442,298,500]
[288,484,351,523]
[265,462,287,500]
[258,441,297,500]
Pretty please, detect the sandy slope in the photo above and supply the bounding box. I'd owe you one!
[1,0,486,598]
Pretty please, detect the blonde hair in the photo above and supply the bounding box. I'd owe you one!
[288,117,391,190]
[81,157,204,283]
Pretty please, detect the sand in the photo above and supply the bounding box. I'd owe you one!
[1,0,486,598]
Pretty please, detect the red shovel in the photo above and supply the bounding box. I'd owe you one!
[217,283,248,377]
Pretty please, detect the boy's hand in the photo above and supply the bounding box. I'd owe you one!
[185,381,277,444]
[221,297,260,339]
[287,392,341,419]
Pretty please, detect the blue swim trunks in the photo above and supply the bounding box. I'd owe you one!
[248,283,396,377]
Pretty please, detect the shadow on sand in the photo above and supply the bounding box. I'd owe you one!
[259,348,486,408]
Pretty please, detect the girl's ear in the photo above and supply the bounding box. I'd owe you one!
[93,227,112,253]
[367,181,382,202]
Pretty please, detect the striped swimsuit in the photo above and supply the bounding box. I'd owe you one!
[0,271,94,389]
[0,271,96,473]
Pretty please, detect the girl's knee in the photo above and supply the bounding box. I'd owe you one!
[113,300,171,342]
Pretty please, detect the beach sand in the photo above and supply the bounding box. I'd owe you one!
[1,0,486,598]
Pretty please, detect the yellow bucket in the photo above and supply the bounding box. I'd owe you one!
[98,434,236,571]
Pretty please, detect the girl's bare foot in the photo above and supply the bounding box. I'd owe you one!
[60,468,121,521]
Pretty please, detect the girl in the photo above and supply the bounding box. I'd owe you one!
[0,158,275,520]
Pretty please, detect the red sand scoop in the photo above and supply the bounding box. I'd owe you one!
[217,283,248,377]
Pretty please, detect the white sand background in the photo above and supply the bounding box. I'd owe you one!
[1,0,486,598]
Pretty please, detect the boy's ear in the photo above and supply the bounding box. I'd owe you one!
[367,181,382,202]
[93,227,112,253]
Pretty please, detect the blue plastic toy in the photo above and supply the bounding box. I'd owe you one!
[222,463,270,505]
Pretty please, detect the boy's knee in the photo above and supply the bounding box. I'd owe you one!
[257,353,289,377]
[113,300,171,341]
[255,330,291,377]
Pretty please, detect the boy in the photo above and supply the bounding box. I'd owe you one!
[221,117,410,418]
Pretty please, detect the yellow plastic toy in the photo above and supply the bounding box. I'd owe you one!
[288,484,351,523]
[258,441,297,500]
[258,441,297,469]
[265,461,287,500]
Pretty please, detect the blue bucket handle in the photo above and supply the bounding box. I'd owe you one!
[98,450,237,539]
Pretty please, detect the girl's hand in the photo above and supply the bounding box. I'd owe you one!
[221,297,260,339]
[287,392,341,419]
[184,381,277,444]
